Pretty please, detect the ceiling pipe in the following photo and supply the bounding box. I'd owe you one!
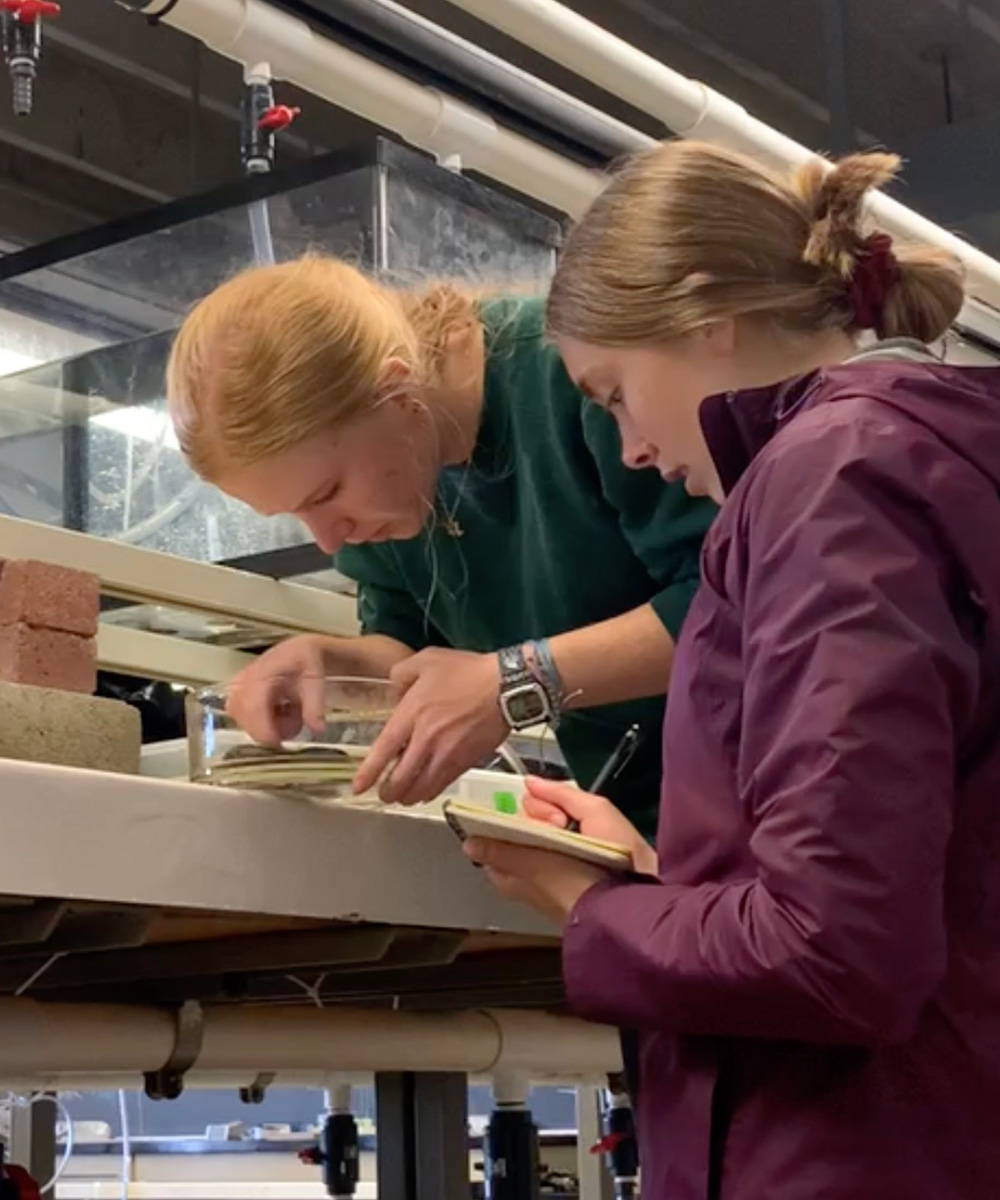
[438,0,1000,317]
[0,999,620,1079]
[111,0,602,219]
[272,0,650,163]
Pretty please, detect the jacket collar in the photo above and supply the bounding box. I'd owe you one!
[699,341,938,495]
[698,374,819,496]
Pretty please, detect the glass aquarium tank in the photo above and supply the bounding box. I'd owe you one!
[0,139,560,569]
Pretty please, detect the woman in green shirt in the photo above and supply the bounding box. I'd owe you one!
[166,257,715,835]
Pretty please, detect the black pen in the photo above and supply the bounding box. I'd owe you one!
[566,723,643,833]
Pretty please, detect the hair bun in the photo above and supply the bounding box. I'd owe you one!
[792,151,901,280]
[546,138,964,349]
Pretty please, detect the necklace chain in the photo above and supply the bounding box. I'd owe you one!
[435,459,471,538]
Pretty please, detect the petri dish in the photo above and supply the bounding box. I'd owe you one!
[186,675,397,795]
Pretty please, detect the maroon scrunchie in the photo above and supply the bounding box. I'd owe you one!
[848,232,900,336]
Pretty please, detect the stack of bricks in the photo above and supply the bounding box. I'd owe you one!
[0,559,99,694]
[0,558,140,774]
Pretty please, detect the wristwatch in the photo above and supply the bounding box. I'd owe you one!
[497,644,554,731]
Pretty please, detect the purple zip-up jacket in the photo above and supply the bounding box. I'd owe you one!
[563,358,1000,1198]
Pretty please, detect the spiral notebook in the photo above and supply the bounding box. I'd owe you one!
[441,799,634,872]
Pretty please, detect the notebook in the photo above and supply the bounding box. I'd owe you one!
[441,799,634,872]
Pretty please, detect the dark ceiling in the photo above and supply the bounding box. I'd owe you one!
[0,0,995,251]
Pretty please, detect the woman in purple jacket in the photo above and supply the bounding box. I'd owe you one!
[466,141,1000,1199]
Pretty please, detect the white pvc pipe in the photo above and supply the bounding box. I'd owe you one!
[442,0,807,163]
[148,0,602,218]
[440,0,1000,317]
[0,1000,620,1080]
[491,1071,530,1107]
[324,1081,352,1114]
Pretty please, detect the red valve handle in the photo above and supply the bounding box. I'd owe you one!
[257,104,301,133]
[3,1164,42,1200]
[589,1131,629,1155]
[297,1147,322,1166]
[0,0,60,20]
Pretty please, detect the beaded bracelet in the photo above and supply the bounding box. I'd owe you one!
[525,638,565,728]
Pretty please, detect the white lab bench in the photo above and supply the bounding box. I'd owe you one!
[0,758,549,935]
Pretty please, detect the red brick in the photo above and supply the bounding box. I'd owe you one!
[0,560,100,636]
[0,624,96,694]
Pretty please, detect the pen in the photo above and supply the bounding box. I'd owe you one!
[566,723,643,833]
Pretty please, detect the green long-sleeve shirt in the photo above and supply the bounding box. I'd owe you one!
[335,297,715,836]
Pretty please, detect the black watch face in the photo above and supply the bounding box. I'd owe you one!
[507,686,546,725]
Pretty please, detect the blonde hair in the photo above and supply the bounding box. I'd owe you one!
[166,256,478,480]
[546,140,964,348]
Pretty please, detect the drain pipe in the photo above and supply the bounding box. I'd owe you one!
[241,59,300,267]
[594,1080,639,1200]
[0,1000,620,1080]
[484,1072,540,1200]
[111,0,601,218]
[300,1082,360,1200]
[438,0,1000,317]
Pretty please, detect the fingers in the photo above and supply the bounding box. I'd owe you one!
[380,741,463,807]
[463,836,550,876]
[377,739,431,805]
[463,842,526,900]
[224,638,328,746]
[462,839,567,922]
[464,837,487,864]
[521,791,570,828]
[389,646,448,692]
[299,671,328,736]
[271,702,306,744]
[389,655,421,691]
[524,776,605,822]
[227,674,298,745]
[353,710,411,796]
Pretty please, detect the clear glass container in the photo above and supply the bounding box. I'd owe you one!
[186,672,537,802]
[186,675,398,795]
[0,139,561,654]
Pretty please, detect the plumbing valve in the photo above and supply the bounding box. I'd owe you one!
[0,1145,41,1200]
[299,1111,359,1200]
[0,0,59,117]
[2,1,59,18]
[591,1090,639,1200]
[241,74,301,176]
[483,1104,541,1200]
[257,104,300,133]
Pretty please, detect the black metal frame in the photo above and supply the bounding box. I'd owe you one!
[0,143,369,283]
[221,543,336,580]
[376,1072,470,1200]
[0,138,562,285]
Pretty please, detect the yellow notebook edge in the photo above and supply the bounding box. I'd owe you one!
[441,799,633,867]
